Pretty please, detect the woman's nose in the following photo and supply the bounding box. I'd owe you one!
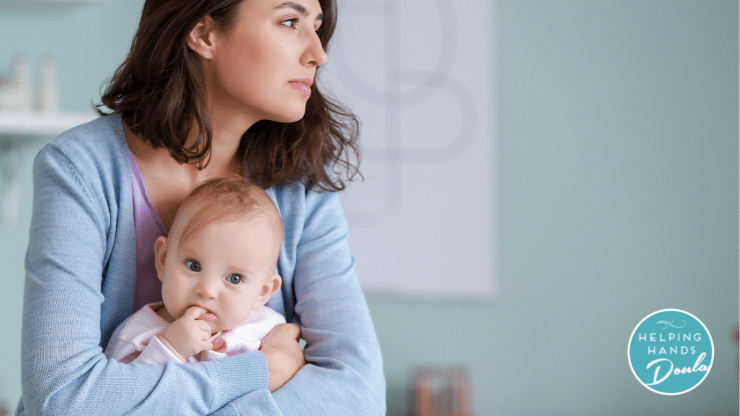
[303,32,328,67]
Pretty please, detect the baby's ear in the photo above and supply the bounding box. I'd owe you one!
[153,236,168,282]
[253,274,282,310]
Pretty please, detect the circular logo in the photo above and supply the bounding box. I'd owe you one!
[628,309,713,395]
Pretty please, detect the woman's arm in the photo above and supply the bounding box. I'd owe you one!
[19,140,268,415]
[212,186,386,415]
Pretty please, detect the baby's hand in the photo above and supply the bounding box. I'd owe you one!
[158,306,213,360]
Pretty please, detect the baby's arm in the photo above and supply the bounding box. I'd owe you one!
[107,333,187,364]
[158,306,214,361]
[105,306,212,364]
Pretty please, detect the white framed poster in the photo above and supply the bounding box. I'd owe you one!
[321,0,496,298]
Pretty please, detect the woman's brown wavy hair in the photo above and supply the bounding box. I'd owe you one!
[97,0,360,191]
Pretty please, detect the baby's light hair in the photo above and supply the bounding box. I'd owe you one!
[174,176,283,255]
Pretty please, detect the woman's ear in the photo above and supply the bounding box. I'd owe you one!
[153,236,168,282]
[253,274,282,310]
[187,16,219,59]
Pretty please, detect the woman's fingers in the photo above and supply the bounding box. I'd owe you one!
[260,323,306,392]
[263,323,301,345]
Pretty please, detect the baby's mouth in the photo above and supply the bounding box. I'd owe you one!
[198,308,217,321]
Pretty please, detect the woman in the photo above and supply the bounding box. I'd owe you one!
[18,0,385,414]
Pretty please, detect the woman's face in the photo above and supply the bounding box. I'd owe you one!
[206,0,328,125]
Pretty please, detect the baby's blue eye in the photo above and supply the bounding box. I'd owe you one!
[185,260,201,272]
[226,274,243,284]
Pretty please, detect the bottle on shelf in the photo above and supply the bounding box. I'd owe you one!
[36,54,59,113]
[0,54,33,112]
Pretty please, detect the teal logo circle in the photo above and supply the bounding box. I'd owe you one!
[628,309,713,395]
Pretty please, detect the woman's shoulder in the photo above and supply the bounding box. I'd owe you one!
[266,180,347,235]
[33,113,132,201]
[44,113,127,160]
[266,176,344,207]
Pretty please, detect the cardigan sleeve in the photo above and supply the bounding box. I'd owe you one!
[19,143,269,416]
[212,187,386,415]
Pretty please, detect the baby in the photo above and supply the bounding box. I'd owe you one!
[105,176,285,363]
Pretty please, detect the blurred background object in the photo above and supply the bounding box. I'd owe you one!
[0,376,9,416]
[734,325,738,379]
[0,53,58,114]
[35,54,58,113]
[323,0,495,299]
[0,55,32,112]
[414,366,474,416]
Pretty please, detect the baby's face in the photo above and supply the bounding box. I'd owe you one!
[158,213,280,334]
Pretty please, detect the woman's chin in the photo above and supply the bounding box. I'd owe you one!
[276,114,306,124]
[266,106,307,124]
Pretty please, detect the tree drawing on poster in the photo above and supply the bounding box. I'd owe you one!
[320,0,495,297]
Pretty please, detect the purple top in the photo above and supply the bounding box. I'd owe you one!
[130,154,167,311]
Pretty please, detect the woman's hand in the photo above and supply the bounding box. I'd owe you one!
[259,323,306,392]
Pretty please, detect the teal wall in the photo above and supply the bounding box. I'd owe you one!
[0,1,737,415]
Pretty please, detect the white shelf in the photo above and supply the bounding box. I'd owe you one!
[1,0,103,4]
[0,0,103,9]
[0,112,97,138]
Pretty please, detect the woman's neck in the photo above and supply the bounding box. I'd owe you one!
[125,119,249,180]
[193,101,259,176]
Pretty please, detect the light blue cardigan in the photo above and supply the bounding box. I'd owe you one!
[18,114,385,415]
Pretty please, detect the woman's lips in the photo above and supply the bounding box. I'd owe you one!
[289,81,312,97]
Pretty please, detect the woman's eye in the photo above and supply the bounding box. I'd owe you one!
[281,18,298,28]
[185,260,201,272]
[226,274,243,284]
